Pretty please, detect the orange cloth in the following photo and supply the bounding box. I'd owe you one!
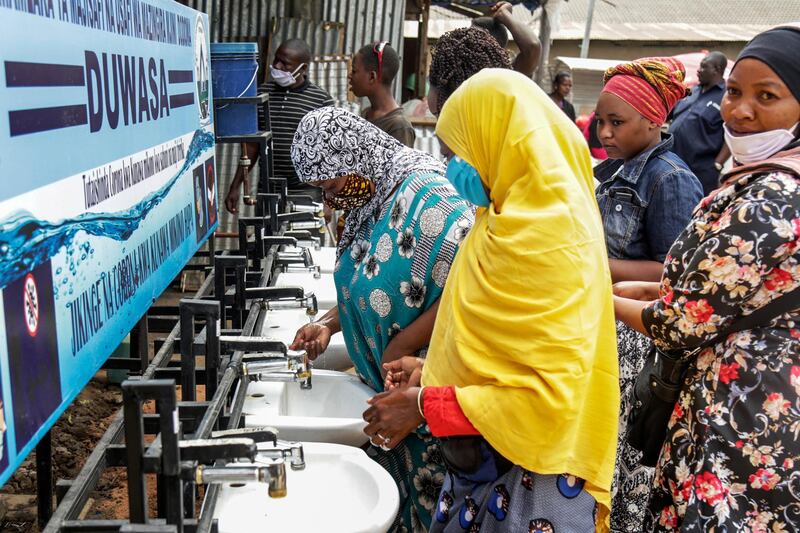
[602,57,687,124]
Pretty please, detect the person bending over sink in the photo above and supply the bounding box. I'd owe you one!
[364,69,621,532]
[288,106,475,532]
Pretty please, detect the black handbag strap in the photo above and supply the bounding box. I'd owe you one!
[686,285,800,356]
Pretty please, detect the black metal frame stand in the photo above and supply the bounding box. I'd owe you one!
[39,87,329,532]
[37,430,53,529]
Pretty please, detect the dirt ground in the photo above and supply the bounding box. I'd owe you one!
[0,379,209,531]
[0,375,123,531]
[0,282,207,532]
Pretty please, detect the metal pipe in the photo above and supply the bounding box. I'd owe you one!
[288,220,325,232]
[196,462,286,498]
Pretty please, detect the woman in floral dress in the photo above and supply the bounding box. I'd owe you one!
[289,106,475,532]
[613,25,800,531]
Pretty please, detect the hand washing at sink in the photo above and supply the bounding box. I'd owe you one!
[353,66,624,532]
[288,106,476,531]
[242,370,374,447]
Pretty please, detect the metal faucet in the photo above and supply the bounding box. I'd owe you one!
[257,441,306,471]
[281,263,322,279]
[284,231,322,250]
[275,248,313,267]
[288,219,326,233]
[210,426,307,473]
[289,201,324,215]
[238,286,319,317]
[276,211,316,223]
[195,461,287,498]
[245,350,312,389]
[275,248,322,278]
[261,292,318,316]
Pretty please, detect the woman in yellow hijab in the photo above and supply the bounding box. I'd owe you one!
[363,68,620,532]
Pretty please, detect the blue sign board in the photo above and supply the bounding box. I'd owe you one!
[0,0,216,486]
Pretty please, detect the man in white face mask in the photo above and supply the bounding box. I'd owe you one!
[225,39,334,214]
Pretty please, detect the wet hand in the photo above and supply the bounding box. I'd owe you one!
[383,356,424,390]
[362,388,423,450]
[289,323,332,360]
[612,281,660,302]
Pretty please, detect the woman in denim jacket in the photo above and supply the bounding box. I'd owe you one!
[592,58,703,533]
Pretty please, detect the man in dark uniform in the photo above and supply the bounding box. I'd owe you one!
[225,39,334,213]
[669,51,730,194]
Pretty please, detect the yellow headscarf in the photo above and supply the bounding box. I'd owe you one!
[423,69,619,530]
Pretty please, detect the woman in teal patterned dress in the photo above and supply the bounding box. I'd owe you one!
[289,107,474,532]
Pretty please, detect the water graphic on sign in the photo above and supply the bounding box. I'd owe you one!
[0,128,214,289]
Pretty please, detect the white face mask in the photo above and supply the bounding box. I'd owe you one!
[270,63,305,87]
[724,123,799,164]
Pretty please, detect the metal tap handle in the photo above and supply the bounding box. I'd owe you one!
[197,462,287,498]
[282,265,322,278]
[243,359,290,376]
[290,203,323,214]
[289,220,325,232]
[257,442,306,471]
[264,299,302,311]
[211,426,279,445]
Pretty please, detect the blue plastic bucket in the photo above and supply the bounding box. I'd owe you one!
[210,42,259,136]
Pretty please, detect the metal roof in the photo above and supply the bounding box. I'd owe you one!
[411,1,800,41]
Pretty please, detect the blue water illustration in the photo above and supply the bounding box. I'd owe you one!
[0,128,214,290]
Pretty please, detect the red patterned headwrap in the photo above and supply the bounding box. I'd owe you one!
[602,57,687,125]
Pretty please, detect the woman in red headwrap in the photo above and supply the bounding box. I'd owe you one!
[592,58,704,533]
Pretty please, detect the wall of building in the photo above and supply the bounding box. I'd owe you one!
[176,0,406,237]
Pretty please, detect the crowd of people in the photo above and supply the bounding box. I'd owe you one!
[225,16,800,533]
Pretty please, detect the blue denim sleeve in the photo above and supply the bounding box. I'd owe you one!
[645,169,703,262]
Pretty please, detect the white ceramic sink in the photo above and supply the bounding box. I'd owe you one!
[243,370,374,447]
[259,307,352,371]
[214,442,399,533]
[284,245,337,273]
[276,271,338,309]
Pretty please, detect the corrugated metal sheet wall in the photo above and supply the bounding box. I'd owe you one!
[268,18,346,57]
[177,0,288,41]
[176,0,406,240]
[324,0,405,56]
[176,1,279,238]
[324,0,405,101]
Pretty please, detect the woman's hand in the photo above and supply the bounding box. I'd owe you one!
[612,281,661,302]
[362,387,423,450]
[289,323,332,360]
[383,356,424,390]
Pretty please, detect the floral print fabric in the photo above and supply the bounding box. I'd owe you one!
[335,170,474,531]
[611,322,655,533]
[641,169,800,532]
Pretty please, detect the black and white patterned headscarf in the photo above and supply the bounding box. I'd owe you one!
[291,107,444,257]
